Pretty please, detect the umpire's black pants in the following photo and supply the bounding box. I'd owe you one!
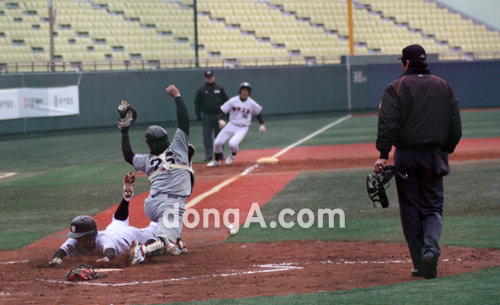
[394,147,445,271]
[202,113,221,160]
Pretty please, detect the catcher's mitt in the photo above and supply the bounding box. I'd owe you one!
[366,165,396,208]
[117,99,137,131]
[65,264,107,281]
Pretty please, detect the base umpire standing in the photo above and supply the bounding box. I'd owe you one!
[195,70,229,161]
[373,44,462,279]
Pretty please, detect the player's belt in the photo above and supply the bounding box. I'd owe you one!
[231,122,248,127]
[151,193,188,199]
[167,194,188,199]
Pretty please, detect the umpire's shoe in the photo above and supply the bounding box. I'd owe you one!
[422,251,437,279]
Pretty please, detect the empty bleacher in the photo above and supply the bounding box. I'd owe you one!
[0,0,499,72]
[357,0,500,60]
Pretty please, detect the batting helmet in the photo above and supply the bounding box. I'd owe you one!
[145,125,170,155]
[239,82,251,95]
[66,215,97,240]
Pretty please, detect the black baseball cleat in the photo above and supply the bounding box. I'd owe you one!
[422,252,437,279]
[188,144,196,165]
[411,268,424,277]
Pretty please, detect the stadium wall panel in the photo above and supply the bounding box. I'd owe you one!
[365,60,500,109]
[0,61,498,136]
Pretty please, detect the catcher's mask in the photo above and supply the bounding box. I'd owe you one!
[66,215,97,241]
[366,165,397,208]
[65,264,107,281]
[239,82,251,95]
[145,125,170,155]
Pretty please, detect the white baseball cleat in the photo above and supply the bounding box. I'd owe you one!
[225,154,236,165]
[128,240,145,265]
[170,238,188,255]
[123,172,135,201]
[206,160,220,167]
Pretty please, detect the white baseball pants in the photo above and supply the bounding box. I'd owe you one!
[213,122,249,154]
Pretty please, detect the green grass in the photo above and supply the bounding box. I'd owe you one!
[0,110,498,250]
[228,161,500,248]
[459,110,500,138]
[170,267,500,305]
[0,163,151,250]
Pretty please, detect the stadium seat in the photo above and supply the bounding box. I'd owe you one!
[0,0,498,69]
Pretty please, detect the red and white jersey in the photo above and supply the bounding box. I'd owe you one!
[221,96,262,127]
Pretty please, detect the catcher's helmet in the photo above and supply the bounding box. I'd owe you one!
[145,125,170,155]
[66,215,97,240]
[239,82,251,95]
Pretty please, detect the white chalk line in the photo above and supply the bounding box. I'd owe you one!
[6,257,467,289]
[314,258,462,266]
[271,114,352,159]
[0,256,462,267]
[0,172,17,180]
[34,257,468,287]
[39,263,303,287]
[186,114,352,209]
[0,260,29,265]
[94,268,122,272]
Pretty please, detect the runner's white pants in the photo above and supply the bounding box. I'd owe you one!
[214,122,249,154]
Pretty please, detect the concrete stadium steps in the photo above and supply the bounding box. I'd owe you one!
[0,0,499,69]
[358,0,500,55]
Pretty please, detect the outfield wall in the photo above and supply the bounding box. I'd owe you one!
[0,60,498,136]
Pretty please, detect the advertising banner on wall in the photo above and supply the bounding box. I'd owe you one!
[0,86,79,120]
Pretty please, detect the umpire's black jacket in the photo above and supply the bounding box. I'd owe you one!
[376,67,462,159]
[194,82,229,120]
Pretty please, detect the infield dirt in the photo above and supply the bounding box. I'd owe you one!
[1,138,499,304]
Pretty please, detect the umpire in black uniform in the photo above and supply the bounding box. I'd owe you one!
[195,70,229,161]
[373,44,462,279]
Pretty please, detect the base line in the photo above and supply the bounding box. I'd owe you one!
[0,172,17,180]
[41,263,303,287]
[185,114,352,209]
[0,260,29,265]
[271,114,352,159]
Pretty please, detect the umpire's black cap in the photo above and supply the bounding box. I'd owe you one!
[398,44,427,61]
[204,70,214,77]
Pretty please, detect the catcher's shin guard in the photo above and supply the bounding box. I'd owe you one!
[142,236,176,258]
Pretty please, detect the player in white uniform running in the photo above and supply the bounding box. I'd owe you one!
[207,82,266,166]
[120,85,194,265]
[48,172,158,266]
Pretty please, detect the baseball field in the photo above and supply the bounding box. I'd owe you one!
[0,108,499,304]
